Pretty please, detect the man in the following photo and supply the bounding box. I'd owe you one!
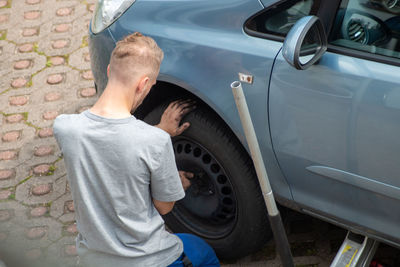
[53,33,219,266]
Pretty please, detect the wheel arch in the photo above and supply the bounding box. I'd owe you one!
[135,80,241,145]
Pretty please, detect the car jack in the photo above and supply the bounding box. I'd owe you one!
[331,231,380,267]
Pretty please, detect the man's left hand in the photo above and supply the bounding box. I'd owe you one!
[156,100,195,137]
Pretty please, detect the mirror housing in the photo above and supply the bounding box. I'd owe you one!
[282,16,327,70]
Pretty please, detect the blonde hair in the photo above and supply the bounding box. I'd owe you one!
[109,32,164,84]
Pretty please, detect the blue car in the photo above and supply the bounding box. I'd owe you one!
[89,0,400,259]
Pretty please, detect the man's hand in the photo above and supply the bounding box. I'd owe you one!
[179,171,194,190]
[156,100,195,137]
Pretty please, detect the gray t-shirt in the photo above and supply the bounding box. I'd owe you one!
[53,110,185,267]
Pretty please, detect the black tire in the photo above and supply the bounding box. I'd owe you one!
[144,104,271,259]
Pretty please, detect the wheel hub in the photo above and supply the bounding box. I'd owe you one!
[172,137,237,239]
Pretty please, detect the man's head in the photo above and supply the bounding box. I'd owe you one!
[107,32,164,106]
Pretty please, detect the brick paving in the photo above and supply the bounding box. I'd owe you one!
[0,1,399,267]
[0,0,96,266]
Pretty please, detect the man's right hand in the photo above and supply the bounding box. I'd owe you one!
[179,171,194,190]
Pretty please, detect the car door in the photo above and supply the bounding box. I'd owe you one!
[269,0,400,244]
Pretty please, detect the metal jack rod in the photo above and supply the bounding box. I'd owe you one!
[231,81,294,267]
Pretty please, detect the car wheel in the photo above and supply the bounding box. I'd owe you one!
[144,103,271,259]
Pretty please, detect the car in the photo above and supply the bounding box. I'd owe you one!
[89,0,400,260]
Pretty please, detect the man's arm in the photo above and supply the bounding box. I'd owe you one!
[152,171,193,215]
[151,100,195,215]
[153,199,175,215]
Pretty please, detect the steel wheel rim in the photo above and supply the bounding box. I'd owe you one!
[172,137,238,239]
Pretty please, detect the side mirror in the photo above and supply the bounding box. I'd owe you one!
[282,16,327,70]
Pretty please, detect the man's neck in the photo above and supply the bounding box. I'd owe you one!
[90,83,135,119]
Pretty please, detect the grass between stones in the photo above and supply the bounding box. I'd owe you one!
[46,157,63,176]
[0,30,6,40]
[81,36,88,48]
[0,88,11,95]
[17,175,33,186]
[0,112,42,130]
[0,0,12,9]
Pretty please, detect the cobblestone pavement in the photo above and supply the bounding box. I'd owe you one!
[0,1,399,266]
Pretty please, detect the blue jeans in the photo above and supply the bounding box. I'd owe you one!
[168,233,220,267]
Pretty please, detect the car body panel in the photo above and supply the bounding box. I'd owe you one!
[89,27,116,93]
[88,0,400,248]
[269,50,400,243]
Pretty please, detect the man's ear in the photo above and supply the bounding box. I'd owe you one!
[107,65,110,78]
[137,76,150,93]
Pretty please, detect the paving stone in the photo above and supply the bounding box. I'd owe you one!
[56,7,73,17]
[9,95,28,106]
[0,169,15,180]
[47,74,63,85]
[24,11,41,20]
[54,23,70,33]
[52,39,69,49]
[6,114,24,123]
[17,173,67,206]
[80,87,96,97]
[22,28,38,37]
[0,14,8,24]
[46,236,77,265]
[25,248,41,260]
[42,111,59,120]
[2,131,21,142]
[0,150,17,160]
[38,128,53,138]
[50,56,65,66]
[26,0,41,4]
[32,184,52,196]
[25,226,46,239]
[33,164,50,175]
[0,190,11,200]
[18,43,34,53]
[30,206,47,217]
[44,92,61,102]
[11,78,27,88]
[65,200,74,212]
[14,60,31,70]
[78,106,91,113]
[64,244,77,256]
[65,223,77,235]
[0,210,11,222]
[49,193,74,222]
[34,146,54,157]
[81,70,93,80]
[84,53,90,62]
[69,47,91,70]
[0,232,7,241]
[88,4,95,12]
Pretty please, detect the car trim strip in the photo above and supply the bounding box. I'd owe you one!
[306,165,400,201]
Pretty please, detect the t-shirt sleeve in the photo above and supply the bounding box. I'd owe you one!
[53,114,67,150]
[150,135,185,202]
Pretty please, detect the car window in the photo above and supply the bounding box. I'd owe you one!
[330,0,400,59]
[245,0,320,38]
